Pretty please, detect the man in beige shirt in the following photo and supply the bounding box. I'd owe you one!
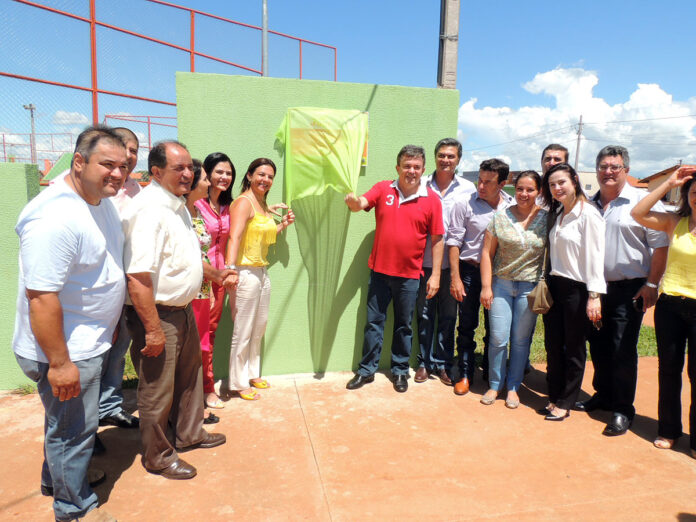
[123,140,231,480]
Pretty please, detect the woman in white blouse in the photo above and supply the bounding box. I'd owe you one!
[540,163,606,421]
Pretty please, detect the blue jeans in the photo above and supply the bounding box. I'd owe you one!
[16,351,106,521]
[98,309,130,419]
[487,277,537,391]
[358,271,419,376]
[416,267,457,371]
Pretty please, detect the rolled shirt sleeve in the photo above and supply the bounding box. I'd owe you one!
[446,199,468,248]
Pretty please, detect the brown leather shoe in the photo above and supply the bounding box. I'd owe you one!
[197,432,226,449]
[435,369,452,386]
[414,367,429,383]
[149,459,197,480]
[454,377,470,396]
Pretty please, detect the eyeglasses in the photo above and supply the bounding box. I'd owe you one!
[597,164,625,173]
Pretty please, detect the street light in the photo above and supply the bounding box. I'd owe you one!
[23,103,37,164]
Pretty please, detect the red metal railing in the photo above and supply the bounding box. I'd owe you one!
[103,114,177,151]
[1,0,338,125]
[1,132,74,163]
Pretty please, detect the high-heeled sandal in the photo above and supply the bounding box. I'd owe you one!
[653,437,674,449]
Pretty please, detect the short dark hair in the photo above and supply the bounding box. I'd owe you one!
[541,162,586,213]
[241,157,276,202]
[677,177,695,217]
[541,143,569,163]
[72,125,125,167]
[203,152,236,207]
[148,140,188,176]
[396,145,426,166]
[434,138,462,160]
[112,127,139,147]
[514,170,542,190]
[596,145,630,170]
[479,158,509,184]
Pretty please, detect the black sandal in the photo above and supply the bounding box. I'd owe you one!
[204,413,220,424]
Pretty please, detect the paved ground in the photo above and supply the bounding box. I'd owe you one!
[0,357,694,521]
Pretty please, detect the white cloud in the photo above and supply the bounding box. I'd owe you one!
[52,110,89,126]
[458,67,696,178]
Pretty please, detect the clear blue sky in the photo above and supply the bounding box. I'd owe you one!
[1,0,695,175]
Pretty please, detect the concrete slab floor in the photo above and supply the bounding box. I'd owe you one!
[0,357,694,521]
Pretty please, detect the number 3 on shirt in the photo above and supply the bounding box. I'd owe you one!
[386,194,395,206]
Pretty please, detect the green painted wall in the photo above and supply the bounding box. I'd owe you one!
[1,163,40,389]
[177,73,459,377]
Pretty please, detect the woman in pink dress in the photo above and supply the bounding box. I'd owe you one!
[194,152,235,409]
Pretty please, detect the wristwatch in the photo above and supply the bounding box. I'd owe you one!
[588,291,600,299]
[225,264,237,271]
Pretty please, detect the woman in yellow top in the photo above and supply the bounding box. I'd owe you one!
[225,158,295,400]
[631,165,696,457]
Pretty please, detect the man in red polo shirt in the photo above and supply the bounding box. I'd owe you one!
[344,145,444,393]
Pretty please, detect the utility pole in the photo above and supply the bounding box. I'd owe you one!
[437,0,459,89]
[23,103,37,164]
[574,114,583,171]
[261,0,268,76]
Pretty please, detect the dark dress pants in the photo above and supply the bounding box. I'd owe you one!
[543,275,591,410]
[416,267,457,372]
[587,278,645,418]
[450,261,489,382]
[126,304,208,471]
[654,294,696,450]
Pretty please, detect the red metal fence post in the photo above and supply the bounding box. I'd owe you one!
[190,10,195,72]
[299,40,302,79]
[89,0,99,124]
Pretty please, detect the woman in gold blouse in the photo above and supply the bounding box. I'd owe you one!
[224,158,294,401]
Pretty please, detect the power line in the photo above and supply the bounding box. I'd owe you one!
[583,114,696,124]
[461,125,574,152]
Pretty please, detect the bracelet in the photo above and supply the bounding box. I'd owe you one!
[225,264,237,271]
[644,282,658,289]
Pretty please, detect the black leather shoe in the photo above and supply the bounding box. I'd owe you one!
[92,434,106,455]
[602,413,632,436]
[573,395,608,413]
[393,374,408,393]
[149,459,197,480]
[346,374,374,390]
[99,410,139,429]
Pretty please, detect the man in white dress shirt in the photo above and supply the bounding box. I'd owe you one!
[414,138,475,386]
[123,141,228,479]
[580,145,669,436]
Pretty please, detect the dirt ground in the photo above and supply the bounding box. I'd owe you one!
[0,357,694,521]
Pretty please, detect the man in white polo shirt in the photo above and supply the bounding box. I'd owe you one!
[13,126,127,521]
[123,140,228,480]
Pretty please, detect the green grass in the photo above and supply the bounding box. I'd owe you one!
[13,383,36,395]
[123,351,139,388]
